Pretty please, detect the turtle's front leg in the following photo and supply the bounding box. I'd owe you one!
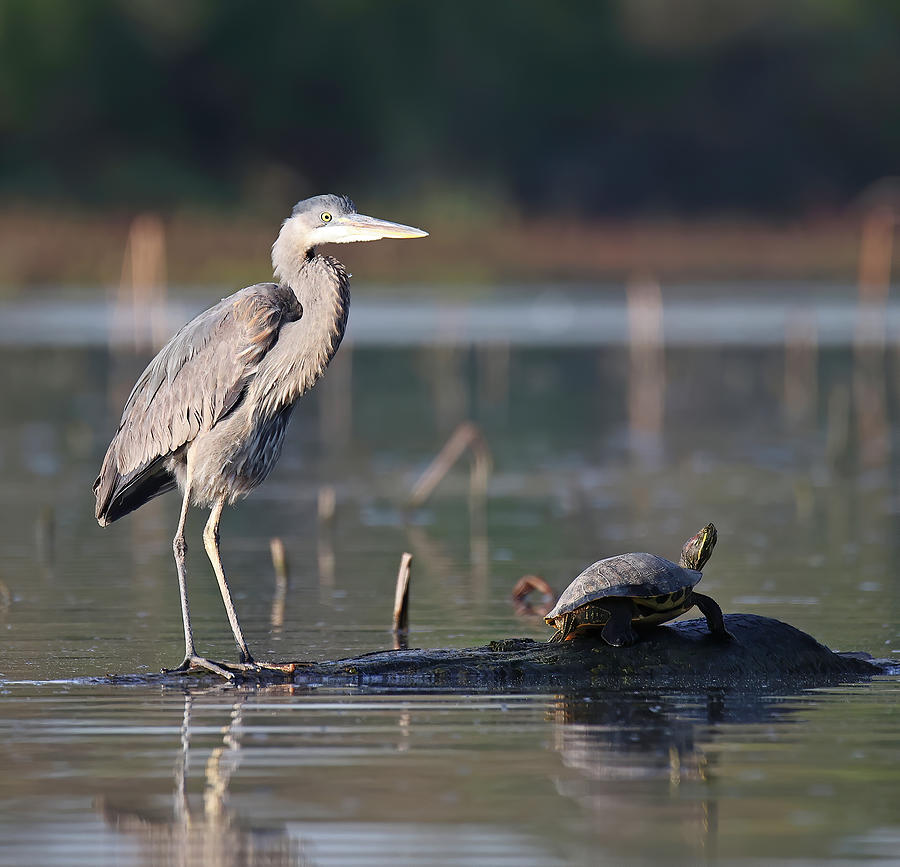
[547,612,577,643]
[691,592,734,641]
[600,598,638,647]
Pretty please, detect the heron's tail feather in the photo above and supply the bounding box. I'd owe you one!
[94,454,175,526]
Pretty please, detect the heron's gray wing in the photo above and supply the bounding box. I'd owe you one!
[94,283,301,524]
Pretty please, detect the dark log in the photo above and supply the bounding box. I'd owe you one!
[107,614,891,690]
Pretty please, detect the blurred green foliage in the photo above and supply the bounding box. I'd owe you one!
[1,0,899,216]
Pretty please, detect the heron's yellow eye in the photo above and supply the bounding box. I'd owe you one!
[321,212,332,223]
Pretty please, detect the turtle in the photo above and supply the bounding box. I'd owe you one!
[545,523,731,646]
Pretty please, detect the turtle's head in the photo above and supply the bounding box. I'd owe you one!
[680,523,717,571]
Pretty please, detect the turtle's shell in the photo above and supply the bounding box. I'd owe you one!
[545,553,702,621]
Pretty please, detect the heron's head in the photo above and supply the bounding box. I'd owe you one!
[273,194,427,278]
[680,522,717,571]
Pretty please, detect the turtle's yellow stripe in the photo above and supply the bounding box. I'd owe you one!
[632,588,692,623]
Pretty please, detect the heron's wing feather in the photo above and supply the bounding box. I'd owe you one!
[94,283,301,523]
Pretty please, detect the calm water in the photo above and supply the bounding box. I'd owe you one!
[0,289,898,865]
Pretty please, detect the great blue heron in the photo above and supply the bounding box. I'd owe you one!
[94,194,427,679]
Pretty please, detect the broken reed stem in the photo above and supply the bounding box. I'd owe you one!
[318,485,336,523]
[626,274,665,443]
[270,537,288,583]
[410,421,492,507]
[116,213,168,351]
[392,552,412,636]
[269,537,289,629]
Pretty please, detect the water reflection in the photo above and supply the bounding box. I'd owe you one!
[548,690,799,860]
[405,422,492,604]
[392,409,490,598]
[95,688,802,865]
[0,680,897,865]
[403,521,491,609]
[89,692,569,867]
[98,694,309,866]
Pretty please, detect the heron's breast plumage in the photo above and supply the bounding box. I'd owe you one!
[186,255,351,506]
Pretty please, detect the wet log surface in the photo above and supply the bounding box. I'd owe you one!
[109,614,892,691]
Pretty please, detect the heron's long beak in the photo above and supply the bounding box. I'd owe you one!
[329,213,428,243]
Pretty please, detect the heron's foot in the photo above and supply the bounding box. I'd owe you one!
[228,660,299,675]
[233,651,296,672]
[163,655,237,681]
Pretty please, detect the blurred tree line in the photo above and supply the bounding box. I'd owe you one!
[1,0,899,218]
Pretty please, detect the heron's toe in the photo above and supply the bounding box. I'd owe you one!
[163,655,236,681]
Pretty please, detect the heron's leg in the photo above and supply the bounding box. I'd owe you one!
[203,496,254,664]
[691,592,734,641]
[163,470,236,681]
[173,478,196,661]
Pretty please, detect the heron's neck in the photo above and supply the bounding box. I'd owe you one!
[257,250,349,410]
[291,252,351,355]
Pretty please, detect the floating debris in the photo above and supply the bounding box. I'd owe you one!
[511,574,555,617]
